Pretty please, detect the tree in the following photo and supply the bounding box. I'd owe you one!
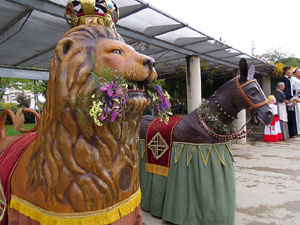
[279,57,300,68]
[15,93,36,123]
[16,92,31,108]
[0,77,21,100]
[258,48,293,63]
[258,48,300,76]
[10,79,46,113]
[163,71,187,114]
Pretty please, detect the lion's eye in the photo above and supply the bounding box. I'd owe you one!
[111,49,122,55]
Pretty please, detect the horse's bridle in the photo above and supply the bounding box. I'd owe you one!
[235,76,269,111]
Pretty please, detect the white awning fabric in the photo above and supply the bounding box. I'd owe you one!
[0,0,274,80]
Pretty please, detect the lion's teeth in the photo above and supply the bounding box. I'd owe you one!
[133,85,137,90]
[142,85,145,91]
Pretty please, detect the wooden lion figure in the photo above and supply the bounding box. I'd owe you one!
[0,24,157,225]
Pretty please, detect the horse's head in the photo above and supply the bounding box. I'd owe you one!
[212,59,272,126]
[236,58,273,125]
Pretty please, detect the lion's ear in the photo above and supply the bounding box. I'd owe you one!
[56,39,74,61]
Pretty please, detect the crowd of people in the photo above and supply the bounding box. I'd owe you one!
[264,67,300,142]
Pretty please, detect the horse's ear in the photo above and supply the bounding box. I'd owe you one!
[248,64,255,79]
[239,58,248,83]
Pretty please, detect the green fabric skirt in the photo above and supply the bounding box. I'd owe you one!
[138,140,235,225]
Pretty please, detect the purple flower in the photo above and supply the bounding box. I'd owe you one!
[98,115,106,121]
[100,84,108,91]
[154,85,162,92]
[110,111,117,122]
[91,75,131,126]
[116,88,123,95]
[107,88,113,97]
[159,102,167,111]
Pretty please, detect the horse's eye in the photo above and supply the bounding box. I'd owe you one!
[111,49,121,55]
[249,90,257,97]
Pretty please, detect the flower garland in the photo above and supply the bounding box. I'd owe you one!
[147,85,172,124]
[197,99,252,140]
[89,76,128,126]
[89,74,172,126]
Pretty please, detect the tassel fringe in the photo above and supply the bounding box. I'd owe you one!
[9,189,141,225]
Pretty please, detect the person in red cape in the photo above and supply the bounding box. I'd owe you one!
[264,95,282,142]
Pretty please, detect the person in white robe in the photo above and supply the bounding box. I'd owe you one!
[274,82,289,140]
[292,68,300,135]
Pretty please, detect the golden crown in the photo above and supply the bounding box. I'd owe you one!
[65,0,119,30]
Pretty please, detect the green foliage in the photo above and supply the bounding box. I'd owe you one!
[259,48,293,63]
[0,103,18,124]
[0,77,21,100]
[163,71,187,115]
[279,57,300,68]
[200,61,224,98]
[15,93,35,123]
[16,93,31,108]
[5,79,46,95]
[0,102,18,112]
[0,102,36,124]
[258,48,300,76]
[0,78,46,112]
[197,99,233,134]
[40,81,48,97]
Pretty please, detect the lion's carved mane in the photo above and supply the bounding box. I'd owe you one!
[27,25,148,212]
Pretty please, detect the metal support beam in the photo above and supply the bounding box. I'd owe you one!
[5,0,65,18]
[117,26,241,69]
[14,45,55,66]
[221,53,243,59]
[0,67,49,80]
[198,47,230,55]
[145,24,185,37]
[117,26,194,55]
[0,8,32,35]
[119,4,148,20]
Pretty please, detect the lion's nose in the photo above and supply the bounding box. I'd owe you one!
[143,57,156,71]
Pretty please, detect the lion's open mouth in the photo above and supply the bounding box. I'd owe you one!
[128,83,148,99]
[126,85,148,112]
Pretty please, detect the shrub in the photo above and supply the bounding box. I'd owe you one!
[0,103,36,124]
[0,103,18,124]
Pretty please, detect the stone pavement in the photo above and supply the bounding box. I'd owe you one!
[142,135,300,225]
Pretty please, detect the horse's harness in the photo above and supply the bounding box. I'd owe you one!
[235,76,269,111]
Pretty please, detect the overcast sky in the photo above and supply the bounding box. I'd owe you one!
[146,0,300,58]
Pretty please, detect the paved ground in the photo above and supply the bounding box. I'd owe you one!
[142,134,300,225]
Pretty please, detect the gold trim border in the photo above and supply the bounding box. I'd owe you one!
[140,140,233,167]
[145,163,169,177]
[9,188,141,224]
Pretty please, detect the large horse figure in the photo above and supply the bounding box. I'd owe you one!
[140,58,273,142]
[138,58,273,225]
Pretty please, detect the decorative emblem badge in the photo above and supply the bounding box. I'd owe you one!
[0,179,7,222]
[148,132,169,160]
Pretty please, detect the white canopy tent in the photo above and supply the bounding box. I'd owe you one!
[0,0,274,80]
